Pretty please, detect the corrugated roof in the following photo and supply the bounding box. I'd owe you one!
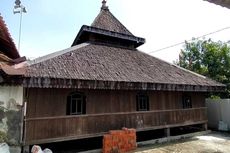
[25,43,224,88]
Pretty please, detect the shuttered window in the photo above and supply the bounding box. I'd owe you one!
[136,93,149,111]
[67,92,86,115]
[182,95,192,109]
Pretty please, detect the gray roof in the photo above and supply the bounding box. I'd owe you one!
[23,3,225,91]
[91,8,133,36]
[205,0,230,9]
[25,43,224,89]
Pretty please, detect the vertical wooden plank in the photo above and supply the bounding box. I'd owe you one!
[25,87,208,144]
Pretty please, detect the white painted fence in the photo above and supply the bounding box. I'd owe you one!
[206,99,230,131]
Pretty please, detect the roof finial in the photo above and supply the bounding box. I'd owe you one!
[101,0,109,10]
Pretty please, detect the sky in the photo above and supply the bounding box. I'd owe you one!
[0,0,230,63]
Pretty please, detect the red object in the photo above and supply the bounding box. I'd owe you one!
[103,128,137,153]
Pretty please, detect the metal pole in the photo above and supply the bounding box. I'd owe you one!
[18,7,23,51]
[14,0,26,52]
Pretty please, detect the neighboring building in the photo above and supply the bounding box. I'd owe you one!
[19,1,225,150]
[0,15,19,60]
[0,14,25,153]
[205,0,230,9]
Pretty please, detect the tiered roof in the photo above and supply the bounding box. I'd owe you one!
[72,1,145,48]
[23,1,225,91]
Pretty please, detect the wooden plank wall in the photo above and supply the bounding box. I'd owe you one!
[26,88,205,118]
[25,108,207,144]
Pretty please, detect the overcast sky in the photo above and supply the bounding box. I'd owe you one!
[1,0,230,62]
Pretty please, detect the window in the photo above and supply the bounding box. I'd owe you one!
[182,95,192,109]
[67,92,86,115]
[136,93,149,111]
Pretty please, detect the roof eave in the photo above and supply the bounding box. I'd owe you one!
[205,0,230,9]
[72,25,145,48]
[0,37,20,59]
[0,15,20,59]
[22,77,226,92]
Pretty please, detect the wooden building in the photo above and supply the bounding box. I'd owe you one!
[0,15,19,61]
[0,13,23,115]
[0,14,25,153]
[17,0,225,150]
[0,14,25,80]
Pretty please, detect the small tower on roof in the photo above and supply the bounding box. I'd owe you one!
[101,0,109,10]
[72,1,145,49]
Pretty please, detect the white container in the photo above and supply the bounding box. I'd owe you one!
[0,143,10,153]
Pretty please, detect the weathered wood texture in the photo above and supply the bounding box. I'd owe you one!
[24,108,207,145]
[24,88,207,145]
[23,78,225,92]
[26,88,205,118]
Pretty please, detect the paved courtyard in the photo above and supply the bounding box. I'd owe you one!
[134,132,230,153]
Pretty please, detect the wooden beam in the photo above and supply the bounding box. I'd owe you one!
[22,78,225,92]
[23,108,208,145]
[23,120,207,145]
[25,107,208,121]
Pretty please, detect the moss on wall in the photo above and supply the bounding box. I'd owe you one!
[0,131,8,143]
[6,110,22,145]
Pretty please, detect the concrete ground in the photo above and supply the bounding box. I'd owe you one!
[134,132,230,153]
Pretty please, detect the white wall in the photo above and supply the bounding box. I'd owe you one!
[206,99,230,130]
[0,86,24,146]
[0,86,23,110]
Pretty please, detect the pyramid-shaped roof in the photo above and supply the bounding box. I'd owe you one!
[91,5,133,36]
[72,1,145,48]
[21,1,225,92]
[0,14,19,59]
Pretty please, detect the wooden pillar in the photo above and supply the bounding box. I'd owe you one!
[164,128,170,137]
[203,123,208,131]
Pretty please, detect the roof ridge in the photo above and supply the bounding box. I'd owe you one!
[27,43,89,66]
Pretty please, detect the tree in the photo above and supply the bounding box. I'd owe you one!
[176,38,230,98]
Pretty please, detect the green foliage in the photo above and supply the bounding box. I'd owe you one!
[176,38,230,98]
[209,95,221,100]
[0,131,8,143]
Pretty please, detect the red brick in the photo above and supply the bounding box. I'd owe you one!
[103,128,137,153]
